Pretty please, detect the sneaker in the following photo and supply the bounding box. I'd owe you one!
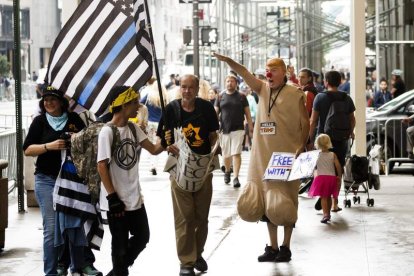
[275,245,292,262]
[258,245,278,262]
[224,172,231,184]
[314,198,322,211]
[194,256,208,272]
[151,168,157,175]
[233,177,241,188]
[82,265,103,276]
[179,266,195,276]
[57,264,68,276]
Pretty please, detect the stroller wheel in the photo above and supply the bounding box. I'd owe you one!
[369,198,374,207]
[357,196,361,204]
[353,196,357,204]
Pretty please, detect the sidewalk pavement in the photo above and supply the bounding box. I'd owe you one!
[1,160,414,276]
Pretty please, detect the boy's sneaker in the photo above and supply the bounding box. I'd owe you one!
[57,264,68,276]
[233,177,241,188]
[82,265,103,276]
[224,172,231,184]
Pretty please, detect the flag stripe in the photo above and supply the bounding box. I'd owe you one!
[90,48,141,112]
[71,18,134,102]
[53,3,115,88]
[46,0,153,117]
[61,9,125,94]
[45,0,94,84]
[65,13,127,98]
[79,23,135,105]
[85,45,138,110]
[94,56,152,115]
[48,0,102,83]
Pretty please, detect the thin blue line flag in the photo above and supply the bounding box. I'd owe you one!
[45,0,153,116]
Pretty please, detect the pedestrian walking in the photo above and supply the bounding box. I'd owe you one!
[97,86,164,276]
[215,75,253,188]
[157,74,220,276]
[309,70,356,212]
[22,86,86,276]
[214,53,309,263]
[140,77,168,175]
[308,134,342,223]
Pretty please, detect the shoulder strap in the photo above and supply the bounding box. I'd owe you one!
[171,99,182,126]
[127,121,138,143]
[105,122,121,154]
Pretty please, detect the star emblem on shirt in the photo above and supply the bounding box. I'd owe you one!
[183,123,203,147]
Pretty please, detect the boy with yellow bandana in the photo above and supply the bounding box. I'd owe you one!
[97,86,164,276]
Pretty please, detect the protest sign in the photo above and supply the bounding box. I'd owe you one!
[263,152,295,181]
[288,150,321,180]
[263,150,320,181]
[164,128,220,192]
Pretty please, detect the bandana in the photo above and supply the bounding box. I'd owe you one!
[109,87,139,113]
[46,112,68,131]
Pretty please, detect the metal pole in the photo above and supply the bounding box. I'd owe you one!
[143,0,167,118]
[193,0,200,77]
[295,0,301,68]
[375,0,380,90]
[13,0,25,213]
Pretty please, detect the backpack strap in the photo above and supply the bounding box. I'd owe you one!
[127,121,138,144]
[105,122,121,155]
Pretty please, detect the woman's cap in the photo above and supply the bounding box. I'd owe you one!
[42,85,65,100]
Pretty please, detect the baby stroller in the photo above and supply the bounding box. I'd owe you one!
[343,145,381,208]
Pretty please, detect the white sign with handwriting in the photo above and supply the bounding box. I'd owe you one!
[263,150,320,181]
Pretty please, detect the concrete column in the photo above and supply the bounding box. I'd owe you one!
[351,0,366,156]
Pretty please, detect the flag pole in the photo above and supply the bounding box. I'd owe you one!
[13,0,25,213]
[142,0,167,123]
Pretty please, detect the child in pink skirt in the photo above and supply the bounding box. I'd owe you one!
[308,134,342,223]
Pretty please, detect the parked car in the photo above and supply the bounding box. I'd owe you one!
[366,89,414,172]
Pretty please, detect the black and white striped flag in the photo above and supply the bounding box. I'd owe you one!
[45,0,153,116]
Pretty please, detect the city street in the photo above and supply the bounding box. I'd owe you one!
[2,149,414,275]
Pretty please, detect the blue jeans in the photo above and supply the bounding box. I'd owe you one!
[35,173,58,276]
[59,241,96,272]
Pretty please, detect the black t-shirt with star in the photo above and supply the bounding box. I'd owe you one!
[157,98,219,155]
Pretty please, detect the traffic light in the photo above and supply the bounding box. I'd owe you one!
[281,7,290,17]
[183,28,192,45]
[201,27,218,45]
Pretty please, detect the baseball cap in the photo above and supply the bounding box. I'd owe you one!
[391,69,403,76]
